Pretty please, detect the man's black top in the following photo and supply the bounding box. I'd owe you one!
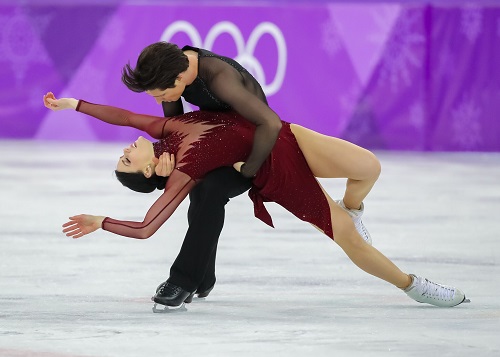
[161,45,281,178]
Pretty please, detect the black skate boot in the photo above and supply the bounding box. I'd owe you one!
[196,284,215,299]
[152,282,194,313]
[156,281,215,299]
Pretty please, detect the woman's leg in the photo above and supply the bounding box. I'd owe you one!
[323,187,411,288]
[290,124,380,210]
[290,125,468,305]
[290,124,407,285]
[318,188,468,307]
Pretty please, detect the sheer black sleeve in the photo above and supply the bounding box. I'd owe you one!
[207,64,282,178]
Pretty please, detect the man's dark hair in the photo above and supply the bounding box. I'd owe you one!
[114,170,167,193]
[122,42,189,92]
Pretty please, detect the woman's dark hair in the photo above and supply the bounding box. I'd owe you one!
[114,170,167,193]
[122,42,189,92]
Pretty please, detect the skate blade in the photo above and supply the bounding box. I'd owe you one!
[152,302,187,313]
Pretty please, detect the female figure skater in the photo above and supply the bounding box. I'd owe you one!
[43,92,469,309]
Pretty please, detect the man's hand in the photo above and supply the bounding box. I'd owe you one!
[155,152,176,177]
[43,92,78,111]
[62,214,105,239]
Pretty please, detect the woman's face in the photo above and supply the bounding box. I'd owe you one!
[116,136,154,173]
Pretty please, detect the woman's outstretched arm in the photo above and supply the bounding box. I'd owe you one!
[62,169,196,239]
[43,92,169,139]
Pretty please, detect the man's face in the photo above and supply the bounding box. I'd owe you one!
[146,81,186,105]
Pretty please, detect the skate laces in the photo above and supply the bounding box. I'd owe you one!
[354,219,368,236]
[419,278,455,301]
[352,215,371,243]
[159,282,182,295]
[158,284,165,294]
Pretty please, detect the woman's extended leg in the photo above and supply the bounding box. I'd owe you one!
[324,190,410,288]
[291,124,468,306]
[317,187,467,307]
[290,124,380,210]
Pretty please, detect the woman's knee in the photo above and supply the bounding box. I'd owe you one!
[371,152,382,179]
[331,210,365,248]
[362,150,381,181]
[335,228,366,250]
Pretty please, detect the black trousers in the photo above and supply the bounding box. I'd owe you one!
[167,167,252,292]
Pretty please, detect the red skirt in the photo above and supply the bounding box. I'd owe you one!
[249,122,333,239]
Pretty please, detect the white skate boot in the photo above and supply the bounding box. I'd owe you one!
[404,274,470,307]
[336,200,372,245]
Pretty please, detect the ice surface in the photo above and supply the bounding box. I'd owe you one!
[0,141,499,357]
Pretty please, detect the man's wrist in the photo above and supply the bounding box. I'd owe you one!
[240,163,255,178]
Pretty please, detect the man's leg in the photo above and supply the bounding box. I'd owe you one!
[167,167,251,292]
[196,242,218,295]
[183,182,218,295]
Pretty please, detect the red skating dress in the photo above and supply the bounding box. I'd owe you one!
[77,101,333,239]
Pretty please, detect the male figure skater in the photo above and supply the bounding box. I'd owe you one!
[122,42,281,308]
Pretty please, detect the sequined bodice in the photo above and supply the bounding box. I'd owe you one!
[152,111,255,180]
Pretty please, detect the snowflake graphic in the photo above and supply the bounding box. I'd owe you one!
[408,101,425,130]
[367,5,401,76]
[368,5,400,46]
[377,9,425,92]
[460,4,483,43]
[345,97,375,143]
[0,7,51,84]
[321,5,342,58]
[339,82,362,118]
[337,82,363,133]
[451,96,482,149]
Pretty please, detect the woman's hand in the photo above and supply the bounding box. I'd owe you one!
[155,152,176,177]
[62,214,105,239]
[43,92,78,111]
[233,161,245,172]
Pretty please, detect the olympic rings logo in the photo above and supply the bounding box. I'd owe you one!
[160,21,287,96]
